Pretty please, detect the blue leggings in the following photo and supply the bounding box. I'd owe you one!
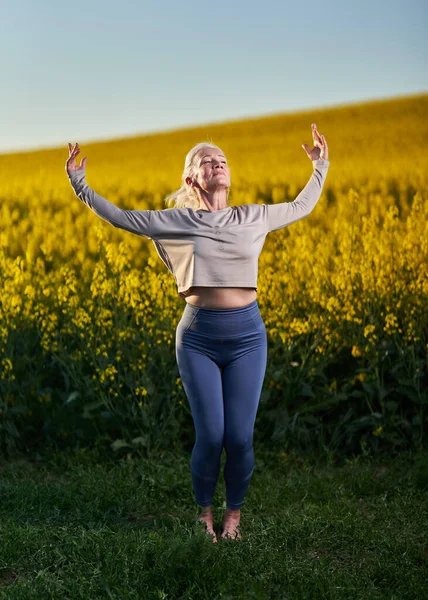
[175,299,267,510]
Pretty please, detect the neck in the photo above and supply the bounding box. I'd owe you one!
[197,188,228,211]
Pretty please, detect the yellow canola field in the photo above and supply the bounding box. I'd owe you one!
[0,93,427,393]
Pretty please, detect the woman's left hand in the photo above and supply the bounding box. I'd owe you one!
[302,124,329,161]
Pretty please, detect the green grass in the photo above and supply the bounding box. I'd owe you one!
[0,446,427,599]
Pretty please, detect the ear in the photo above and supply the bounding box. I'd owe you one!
[185,177,192,186]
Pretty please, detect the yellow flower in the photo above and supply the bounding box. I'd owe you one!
[364,325,376,338]
[384,313,399,334]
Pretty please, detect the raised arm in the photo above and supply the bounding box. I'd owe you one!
[265,123,330,233]
[65,143,152,239]
[265,159,330,233]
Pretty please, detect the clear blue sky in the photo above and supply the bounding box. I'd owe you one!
[1,0,426,154]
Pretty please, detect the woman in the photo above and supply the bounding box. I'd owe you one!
[65,124,329,543]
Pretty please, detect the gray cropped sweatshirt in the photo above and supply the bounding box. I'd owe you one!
[67,159,330,298]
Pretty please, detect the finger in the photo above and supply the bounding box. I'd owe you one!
[313,128,322,143]
[312,125,321,141]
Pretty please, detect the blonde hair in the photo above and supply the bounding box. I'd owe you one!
[164,141,231,210]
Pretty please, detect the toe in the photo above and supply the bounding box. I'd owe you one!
[221,526,241,541]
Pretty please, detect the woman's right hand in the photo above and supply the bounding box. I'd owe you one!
[65,142,87,175]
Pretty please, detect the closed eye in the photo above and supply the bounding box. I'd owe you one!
[201,158,227,165]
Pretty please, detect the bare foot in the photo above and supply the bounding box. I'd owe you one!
[221,508,242,541]
[198,507,217,544]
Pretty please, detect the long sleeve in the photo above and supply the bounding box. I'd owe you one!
[67,169,152,239]
[264,159,330,233]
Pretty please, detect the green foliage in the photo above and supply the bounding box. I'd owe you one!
[0,449,427,598]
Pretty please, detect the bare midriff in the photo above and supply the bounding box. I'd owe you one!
[183,287,257,309]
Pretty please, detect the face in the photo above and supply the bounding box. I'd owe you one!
[186,147,231,192]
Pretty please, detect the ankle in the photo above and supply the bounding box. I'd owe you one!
[225,507,241,516]
[199,505,212,515]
